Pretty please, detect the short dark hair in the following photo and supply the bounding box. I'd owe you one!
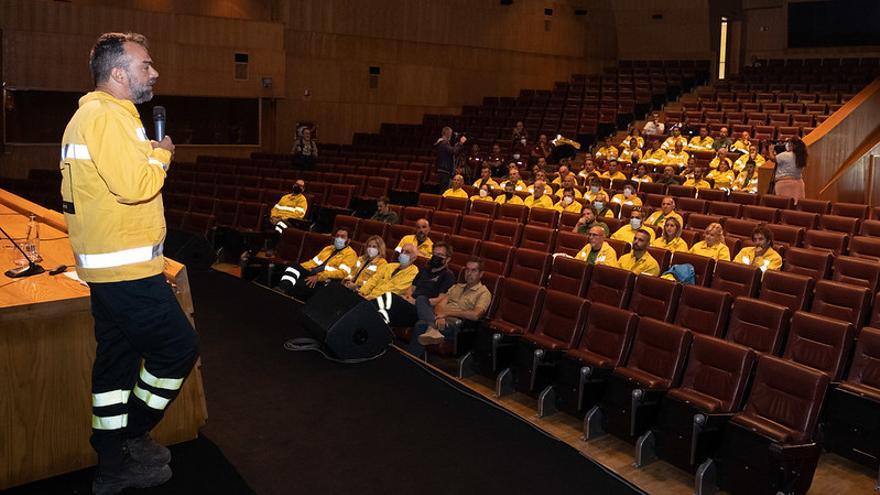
[334,227,351,238]
[89,32,148,85]
[634,228,652,241]
[753,224,774,244]
[377,195,390,204]
[465,258,484,271]
[433,241,453,258]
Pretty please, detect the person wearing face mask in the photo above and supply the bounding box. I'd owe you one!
[472,166,499,190]
[470,184,494,203]
[370,243,456,327]
[584,176,606,203]
[554,189,582,214]
[441,174,469,198]
[524,180,554,209]
[617,229,660,276]
[278,227,358,300]
[270,179,308,233]
[593,191,615,219]
[358,243,419,301]
[651,216,688,252]
[689,222,731,261]
[494,180,524,205]
[734,224,782,272]
[573,226,618,267]
[644,196,683,229]
[395,218,433,258]
[343,236,388,290]
[574,205,610,236]
[611,207,655,244]
[733,144,765,173]
[611,181,643,207]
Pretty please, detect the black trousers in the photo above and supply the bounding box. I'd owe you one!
[371,292,418,327]
[278,263,323,301]
[89,274,199,468]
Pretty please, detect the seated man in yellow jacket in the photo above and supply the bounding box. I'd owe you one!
[494,180,524,205]
[730,130,752,155]
[278,227,357,300]
[733,224,782,272]
[663,141,690,168]
[499,166,527,192]
[617,229,660,276]
[554,175,583,199]
[524,180,554,209]
[554,188,583,214]
[611,207,655,245]
[683,166,711,190]
[598,160,627,182]
[551,164,575,187]
[661,127,688,151]
[688,126,715,151]
[358,243,420,300]
[395,218,433,258]
[708,147,733,170]
[640,139,667,165]
[610,181,643,208]
[472,167,499,190]
[644,195,684,229]
[270,179,308,234]
[573,225,618,267]
[442,174,469,198]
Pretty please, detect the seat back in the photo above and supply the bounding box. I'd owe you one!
[628,276,681,322]
[430,210,461,235]
[508,248,552,285]
[728,191,758,205]
[782,247,832,279]
[831,201,869,220]
[325,184,355,209]
[570,303,639,369]
[819,214,859,236]
[586,265,636,308]
[811,280,871,329]
[676,336,756,413]
[445,235,481,269]
[530,291,589,349]
[554,231,588,257]
[723,218,760,240]
[497,203,529,224]
[670,251,716,286]
[458,215,491,240]
[646,247,672,273]
[519,225,556,252]
[859,219,880,237]
[707,201,743,218]
[845,326,880,390]
[417,192,442,210]
[488,220,523,245]
[674,285,732,337]
[848,235,880,261]
[710,260,761,299]
[804,229,848,256]
[354,219,388,243]
[622,319,693,389]
[780,209,819,230]
[299,232,331,264]
[401,206,432,226]
[832,255,880,293]
[761,194,795,210]
[759,270,814,312]
[726,297,790,354]
[686,213,723,232]
[678,198,708,215]
[797,198,831,215]
[440,196,469,214]
[478,241,515,276]
[784,311,855,381]
[234,202,265,232]
[362,176,391,199]
[766,223,805,248]
[486,279,545,334]
[470,199,498,218]
[547,257,591,297]
[528,207,560,228]
[274,227,306,264]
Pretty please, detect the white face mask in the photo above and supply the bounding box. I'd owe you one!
[366,246,379,258]
[398,253,411,266]
[512,153,521,160]
[623,188,633,198]
[630,218,642,230]
[479,189,488,197]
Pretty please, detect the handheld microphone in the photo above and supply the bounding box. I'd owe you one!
[153,106,166,141]
[0,225,45,278]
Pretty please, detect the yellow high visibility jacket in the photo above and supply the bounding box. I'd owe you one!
[442,188,469,198]
[524,194,554,209]
[554,200,583,214]
[358,262,419,300]
[60,91,172,283]
[640,149,667,164]
[734,246,782,271]
[734,153,765,172]
[348,256,388,287]
[652,236,689,253]
[301,245,358,282]
[271,193,308,220]
[611,224,656,244]
[472,178,500,190]
[688,136,715,151]
[644,210,683,229]
[707,169,736,190]
[495,194,524,205]
[554,188,583,199]
[661,136,688,151]
[575,242,619,267]
[689,241,731,261]
[396,234,433,258]
[617,252,661,276]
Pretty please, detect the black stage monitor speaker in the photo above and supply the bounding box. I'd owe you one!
[298,283,392,360]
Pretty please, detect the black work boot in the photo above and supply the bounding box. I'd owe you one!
[126,433,172,466]
[92,455,172,495]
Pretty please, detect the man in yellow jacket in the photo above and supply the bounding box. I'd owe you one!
[395,218,433,258]
[441,174,469,199]
[733,224,782,272]
[270,179,308,233]
[574,226,619,267]
[612,208,656,245]
[278,227,358,300]
[60,33,197,492]
[617,229,660,276]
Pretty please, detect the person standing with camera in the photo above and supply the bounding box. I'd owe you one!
[768,137,808,200]
[434,126,465,193]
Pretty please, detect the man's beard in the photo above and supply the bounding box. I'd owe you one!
[127,70,155,104]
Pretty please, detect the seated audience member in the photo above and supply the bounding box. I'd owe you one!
[371,196,399,225]
[370,242,456,327]
[442,174,469,198]
[682,157,697,179]
[291,127,318,168]
[552,164,573,185]
[358,243,420,300]
[655,166,681,186]
[535,156,552,173]
[573,226,618,267]
[470,184,494,203]
[707,159,736,190]
[731,130,752,154]
[584,175,606,203]
[595,136,619,161]
[712,126,733,151]
[683,166,711,190]
[644,196,683,228]
[734,224,782,272]
[574,205,610,236]
[485,143,506,177]
[279,227,357,300]
[642,112,665,138]
[734,144,765,172]
[527,171,548,194]
[651,216,689,252]
[630,163,653,183]
[732,160,759,194]
[708,147,733,170]
[661,126,687,151]
[512,137,529,166]
[578,156,597,181]
[524,180,554,209]
[617,229,661,276]
[554,175,583,199]
[619,141,643,165]
[689,222,731,261]
[598,160,627,181]
[623,127,645,151]
[688,126,715,151]
[270,179,308,233]
[611,181,643,207]
[554,188,583,214]
[499,166,527,191]
[531,134,553,162]
[472,167,499,190]
[465,143,484,180]
[396,218,433,258]
[494,181,525,205]
[663,141,690,168]
[344,236,388,290]
[408,258,492,355]
[640,139,667,165]
[593,191,615,219]
[612,207,655,244]
[512,120,528,143]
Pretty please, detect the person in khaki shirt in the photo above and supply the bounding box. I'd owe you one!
[410,259,492,355]
[617,229,661,276]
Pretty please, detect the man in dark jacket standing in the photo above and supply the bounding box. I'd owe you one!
[434,126,465,193]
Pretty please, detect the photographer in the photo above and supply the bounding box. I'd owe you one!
[434,127,466,193]
[768,137,808,200]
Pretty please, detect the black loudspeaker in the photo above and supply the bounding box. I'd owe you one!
[298,284,392,360]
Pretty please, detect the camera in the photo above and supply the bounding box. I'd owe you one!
[773,140,787,154]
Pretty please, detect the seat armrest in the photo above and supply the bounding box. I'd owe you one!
[769,441,821,461]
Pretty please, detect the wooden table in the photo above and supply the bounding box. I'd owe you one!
[0,189,207,489]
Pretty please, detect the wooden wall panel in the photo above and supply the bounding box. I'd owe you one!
[610,0,713,61]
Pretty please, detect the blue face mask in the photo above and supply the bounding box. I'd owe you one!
[334,237,346,250]
[398,253,411,266]
[594,201,604,210]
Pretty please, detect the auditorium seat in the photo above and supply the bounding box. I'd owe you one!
[552,303,639,418]
[586,265,636,308]
[213,200,237,228]
[811,280,871,329]
[780,209,819,230]
[417,193,442,210]
[508,248,552,286]
[627,275,681,322]
[270,227,306,267]
[385,224,412,253]
[728,191,758,205]
[440,196,469,214]
[797,198,832,215]
[605,238,632,259]
[723,217,759,241]
[696,189,727,203]
[726,297,790,355]
[784,311,854,381]
[805,228,849,256]
[472,279,545,375]
[554,231,588,257]
[478,241,514,276]
[400,206,432,226]
[782,246,832,279]
[766,223,804,249]
[181,212,215,236]
[760,194,795,210]
[707,201,742,218]
[709,355,828,495]
[333,214,360,236]
[848,235,880,261]
[587,318,692,442]
[547,257,591,297]
[233,202,265,234]
[519,225,557,252]
[457,215,490,240]
[488,220,523,246]
[820,214,860,236]
[445,235,481,270]
[670,252,715,286]
[429,210,461,235]
[497,203,529,224]
[678,198,708,215]
[742,205,780,224]
[860,219,880,237]
[646,247,672,272]
[559,211,582,231]
[674,285,732,337]
[822,326,880,470]
[528,207,560,228]
[832,201,870,220]
[710,260,761,299]
[832,255,880,293]
[760,270,814,313]
[668,185,697,198]
[686,213,723,232]
[469,200,498,218]
[188,196,215,215]
[649,336,755,472]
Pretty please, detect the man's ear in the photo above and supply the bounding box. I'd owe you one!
[110,65,127,85]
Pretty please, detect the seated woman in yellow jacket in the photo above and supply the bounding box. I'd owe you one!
[358,243,420,300]
[651,216,689,252]
[732,160,759,194]
[470,183,495,203]
[733,224,782,272]
[688,222,731,261]
[494,181,525,205]
[706,160,736,190]
[344,235,388,290]
[279,226,358,300]
[554,189,583,214]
